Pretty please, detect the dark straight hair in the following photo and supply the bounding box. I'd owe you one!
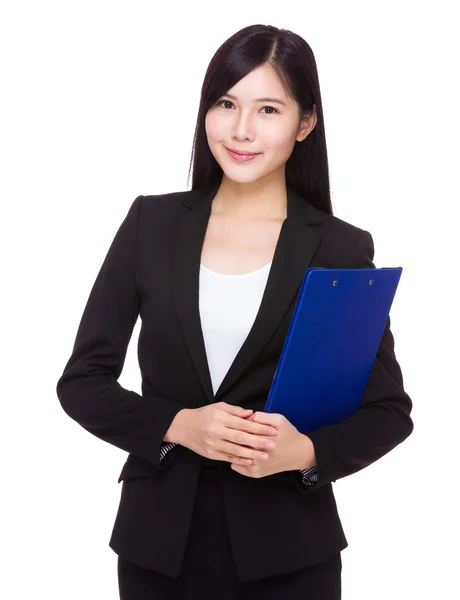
[187,24,333,216]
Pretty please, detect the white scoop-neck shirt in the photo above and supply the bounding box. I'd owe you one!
[199,261,272,395]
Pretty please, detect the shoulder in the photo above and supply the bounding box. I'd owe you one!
[314,209,375,267]
[140,189,188,214]
[127,190,190,231]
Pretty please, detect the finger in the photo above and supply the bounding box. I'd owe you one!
[222,425,278,453]
[215,440,269,463]
[219,403,253,417]
[227,413,279,438]
[251,411,282,427]
[224,441,271,462]
[231,462,262,479]
[231,463,246,473]
[223,453,253,466]
[231,462,253,472]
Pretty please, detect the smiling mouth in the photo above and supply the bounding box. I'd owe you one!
[225,147,261,161]
[226,147,260,156]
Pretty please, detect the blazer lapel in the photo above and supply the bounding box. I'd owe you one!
[172,181,324,404]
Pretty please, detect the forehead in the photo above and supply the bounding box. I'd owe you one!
[226,64,290,104]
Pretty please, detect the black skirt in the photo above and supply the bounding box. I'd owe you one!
[117,464,342,600]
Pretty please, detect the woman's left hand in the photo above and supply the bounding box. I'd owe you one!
[230,411,315,478]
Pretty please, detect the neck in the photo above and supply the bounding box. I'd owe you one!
[211,175,287,220]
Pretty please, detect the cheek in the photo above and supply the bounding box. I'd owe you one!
[205,113,226,143]
[262,133,296,165]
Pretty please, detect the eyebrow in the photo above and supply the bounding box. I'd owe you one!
[222,93,286,106]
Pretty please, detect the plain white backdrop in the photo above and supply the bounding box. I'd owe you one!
[1,1,458,598]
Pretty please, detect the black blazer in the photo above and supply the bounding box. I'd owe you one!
[56,182,414,582]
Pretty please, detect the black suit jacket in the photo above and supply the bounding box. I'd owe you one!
[56,181,414,582]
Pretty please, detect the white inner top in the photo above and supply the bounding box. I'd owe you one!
[199,261,272,394]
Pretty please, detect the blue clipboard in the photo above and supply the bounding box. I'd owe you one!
[264,267,403,433]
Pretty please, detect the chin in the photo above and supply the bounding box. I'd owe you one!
[223,173,268,186]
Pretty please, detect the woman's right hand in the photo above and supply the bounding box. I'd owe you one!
[183,402,279,466]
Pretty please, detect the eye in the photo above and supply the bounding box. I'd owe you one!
[216,99,279,114]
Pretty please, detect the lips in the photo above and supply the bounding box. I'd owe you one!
[226,148,260,156]
[225,147,261,162]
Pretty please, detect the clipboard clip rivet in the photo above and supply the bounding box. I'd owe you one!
[369,279,374,285]
[333,280,338,286]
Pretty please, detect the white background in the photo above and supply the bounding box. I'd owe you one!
[1,1,458,598]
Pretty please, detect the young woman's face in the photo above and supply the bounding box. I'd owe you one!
[205,63,316,185]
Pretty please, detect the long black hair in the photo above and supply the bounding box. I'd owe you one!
[187,24,333,216]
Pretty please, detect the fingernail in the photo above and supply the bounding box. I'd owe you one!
[268,427,278,435]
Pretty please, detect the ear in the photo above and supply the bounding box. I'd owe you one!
[297,103,317,142]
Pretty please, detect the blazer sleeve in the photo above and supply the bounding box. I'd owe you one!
[56,195,184,469]
[292,230,414,494]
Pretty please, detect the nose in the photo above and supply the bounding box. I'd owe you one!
[231,112,255,142]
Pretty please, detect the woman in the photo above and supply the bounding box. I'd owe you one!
[56,24,414,599]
